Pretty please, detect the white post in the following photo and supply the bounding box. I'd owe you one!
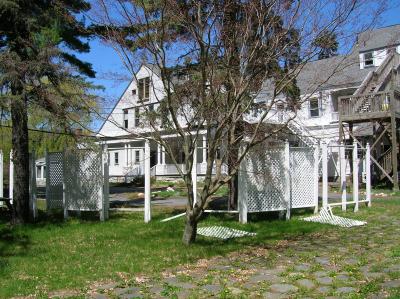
[238,148,247,224]
[9,151,13,204]
[0,150,3,206]
[157,144,161,164]
[322,142,328,208]
[29,151,37,220]
[144,140,151,222]
[202,135,207,164]
[313,145,319,213]
[340,143,347,211]
[101,145,109,221]
[353,142,359,212]
[125,143,129,167]
[366,143,371,207]
[284,141,291,220]
[192,142,198,207]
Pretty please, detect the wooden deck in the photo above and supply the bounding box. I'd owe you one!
[339,90,400,123]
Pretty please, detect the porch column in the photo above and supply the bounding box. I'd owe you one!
[125,143,129,166]
[202,135,207,164]
[157,144,161,164]
[162,146,166,165]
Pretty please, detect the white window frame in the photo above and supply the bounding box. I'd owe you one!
[363,52,374,67]
[309,97,321,118]
[138,77,150,102]
[114,152,119,165]
[134,107,140,127]
[135,150,140,163]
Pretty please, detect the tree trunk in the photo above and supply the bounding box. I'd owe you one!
[228,173,238,210]
[182,216,197,245]
[11,96,30,224]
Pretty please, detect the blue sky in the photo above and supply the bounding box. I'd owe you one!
[79,1,400,131]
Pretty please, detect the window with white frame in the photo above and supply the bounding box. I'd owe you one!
[309,98,320,117]
[114,152,119,165]
[123,109,128,128]
[138,77,150,101]
[364,52,374,67]
[135,150,140,163]
[134,107,140,127]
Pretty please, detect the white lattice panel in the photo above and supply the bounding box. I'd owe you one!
[46,152,64,209]
[64,149,103,211]
[239,145,317,213]
[290,148,315,208]
[240,146,287,212]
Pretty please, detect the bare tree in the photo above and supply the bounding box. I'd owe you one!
[91,0,385,244]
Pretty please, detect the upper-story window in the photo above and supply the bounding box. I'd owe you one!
[364,52,374,67]
[123,109,128,128]
[138,77,150,102]
[132,89,136,96]
[309,98,320,117]
[135,107,140,127]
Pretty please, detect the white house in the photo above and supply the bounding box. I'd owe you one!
[97,24,400,181]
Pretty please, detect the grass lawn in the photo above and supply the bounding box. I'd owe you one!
[0,207,328,297]
[0,192,399,298]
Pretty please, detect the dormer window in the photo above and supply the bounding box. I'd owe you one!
[364,52,374,67]
[138,77,150,102]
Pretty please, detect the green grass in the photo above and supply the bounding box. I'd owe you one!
[0,207,328,298]
[2,195,400,298]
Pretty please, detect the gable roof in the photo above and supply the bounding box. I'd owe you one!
[357,24,400,52]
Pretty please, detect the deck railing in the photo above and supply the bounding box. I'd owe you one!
[339,90,400,118]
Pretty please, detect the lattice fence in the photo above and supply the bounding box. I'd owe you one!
[290,147,315,208]
[64,149,103,211]
[46,148,109,220]
[46,152,64,210]
[240,146,286,212]
[239,144,317,215]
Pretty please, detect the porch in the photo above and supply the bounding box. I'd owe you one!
[339,90,400,123]
[106,135,227,179]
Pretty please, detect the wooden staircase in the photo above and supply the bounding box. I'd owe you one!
[350,51,400,114]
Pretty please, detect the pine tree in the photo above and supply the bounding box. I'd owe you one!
[0,0,95,223]
[313,30,339,60]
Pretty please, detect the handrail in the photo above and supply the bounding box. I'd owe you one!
[339,91,392,116]
[354,51,399,96]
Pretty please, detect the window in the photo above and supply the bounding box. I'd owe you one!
[135,107,140,127]
[36,166,42,179]
[114,152,119,165]
[138,77,150,101]
[135,151,140,163]
[132,89,136,95]
[309,98,320,117]
[123,109,128,128]
[364,52,374,67]
[149,104,154,112]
